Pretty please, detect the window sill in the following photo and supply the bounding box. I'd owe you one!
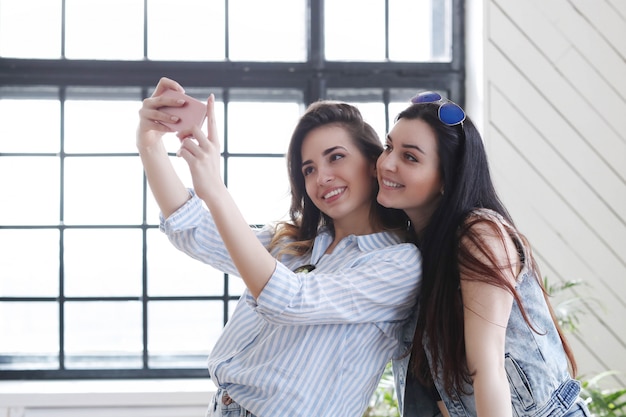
[0,378,214,408]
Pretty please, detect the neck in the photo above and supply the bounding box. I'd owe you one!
[407,214,428,239]
[334,222,383,241]
[327,216,383,254]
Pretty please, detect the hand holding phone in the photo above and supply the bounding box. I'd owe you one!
[158,90,207,133]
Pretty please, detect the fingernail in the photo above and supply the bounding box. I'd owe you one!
[176,99,185,104]
[170,116,179,121]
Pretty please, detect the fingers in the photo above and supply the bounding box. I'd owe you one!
[140,85,188,131]
[176,137,197,159]
[152,77,185,97]
[205,94,219,146]
[138,104,179,132]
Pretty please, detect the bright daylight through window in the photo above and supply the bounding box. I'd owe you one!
[0,0,464,379]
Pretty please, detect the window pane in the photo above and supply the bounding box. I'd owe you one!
[389,101,411,127]
[228,157,291,225]
[356,102,387,144]
[65,99,142,154]
[228,275,246,297]
[147,229,225,297]
[64,157,143,225]
[64,301,142,369]
[229,0,306,61]
[65,0,144,60]
[0,230,59,297]
[64,229,142,297]
[148,301,222,368]
[388,88,437,126]
[147,0,226,61]
[227,101,299,154]
[0,0,62,58]
[0,99,60,153]
[389,0,453,61]
[327,89,387,140]
[325,0,385,61]
[0,302,59,370]
[145,155,207,223]
[0,157,60,225]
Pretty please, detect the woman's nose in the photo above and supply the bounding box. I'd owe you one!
[316,168,334,185]
[378,153,396,172]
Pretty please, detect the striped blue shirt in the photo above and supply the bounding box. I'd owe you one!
[160,193,421,417]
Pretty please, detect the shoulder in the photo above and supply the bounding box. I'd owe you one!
[460,209,520,278]
[462,209,515,246]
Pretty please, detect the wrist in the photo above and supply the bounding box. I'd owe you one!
[136,136,166,155]
[199,181,229,207]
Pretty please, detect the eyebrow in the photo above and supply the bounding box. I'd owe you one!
[386,134,425,155]
[302,145,348,167]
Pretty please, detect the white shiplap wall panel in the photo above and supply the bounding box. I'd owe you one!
[531,1,626,169]
[479,0,626,387]
[485,47,626,265]
[556,49,626,183]
[488,3,626,255]
[496,0,626,180]
[569,0,626,59]
[490,0,571,60]
[490,4,626,186]
[605,0,626,17]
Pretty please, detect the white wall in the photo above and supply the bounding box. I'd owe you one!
[468,0,626,387]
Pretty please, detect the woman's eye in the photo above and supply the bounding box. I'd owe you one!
[302,166,314,176]
[404,153,418,162]
[383,144,392,152]
[329,153,345,162]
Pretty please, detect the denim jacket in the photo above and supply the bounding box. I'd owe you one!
[394,209,585,417]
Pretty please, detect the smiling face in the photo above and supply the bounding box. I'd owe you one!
[377,117,443,233]
[301,124,376,234]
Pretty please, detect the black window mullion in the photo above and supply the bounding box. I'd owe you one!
[140,87,150,371]
[58,87,67,371]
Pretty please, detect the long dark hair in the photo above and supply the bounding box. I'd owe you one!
[399,103,577,395]
[271,100,409,256]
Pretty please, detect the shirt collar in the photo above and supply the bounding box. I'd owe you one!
[310,228,404,263]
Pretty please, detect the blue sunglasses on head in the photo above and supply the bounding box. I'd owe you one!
[410,91,466,126]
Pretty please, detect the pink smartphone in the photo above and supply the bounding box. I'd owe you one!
[158,90,207,132]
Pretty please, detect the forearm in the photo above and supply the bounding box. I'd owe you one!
[138,139,191,218]
[203,184,276,299]
[473,372,512,417]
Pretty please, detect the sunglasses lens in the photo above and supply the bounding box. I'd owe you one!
[439,102,466,125]
[411,91,442,104]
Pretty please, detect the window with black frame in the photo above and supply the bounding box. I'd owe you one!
[0,0,464,379]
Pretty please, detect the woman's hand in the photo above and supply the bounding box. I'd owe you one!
[176,94,225,202]
[136,77,186,150]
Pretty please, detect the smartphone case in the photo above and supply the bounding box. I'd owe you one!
[159,90,207,132]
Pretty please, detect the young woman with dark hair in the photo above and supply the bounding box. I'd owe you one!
[378,92,590,417]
